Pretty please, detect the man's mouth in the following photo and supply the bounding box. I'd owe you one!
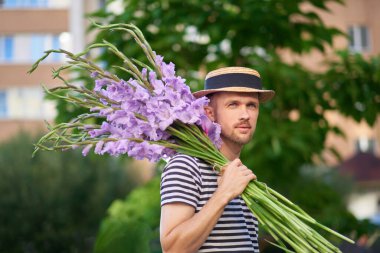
[235,124,251,129]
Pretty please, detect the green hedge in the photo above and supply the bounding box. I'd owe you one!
[0,133,135,253]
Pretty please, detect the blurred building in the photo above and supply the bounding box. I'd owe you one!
[338,144,380,224]
[318,0,380,224]
[0,0,102,140]
[284,0,380,224]
[316,0,380,166]
[281,0,380,165]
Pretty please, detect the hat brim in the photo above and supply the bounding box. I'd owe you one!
[192,87,275,103]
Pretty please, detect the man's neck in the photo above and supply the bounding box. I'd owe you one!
[219,139,243,161]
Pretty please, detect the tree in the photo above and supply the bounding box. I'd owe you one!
[94,176,162,253]
[85,0,379,189]
[322,51,380,125]
[84,0,378,188]
[0,133,135,253]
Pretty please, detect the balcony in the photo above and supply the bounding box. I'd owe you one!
[0,8,68,33]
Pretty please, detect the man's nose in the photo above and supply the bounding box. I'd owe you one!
[239,107,250,120]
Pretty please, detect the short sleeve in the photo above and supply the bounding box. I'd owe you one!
[160,154,202,209]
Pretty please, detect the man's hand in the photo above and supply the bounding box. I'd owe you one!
[216,159,256,202]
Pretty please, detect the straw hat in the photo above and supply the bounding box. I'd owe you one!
[193,67,275,102]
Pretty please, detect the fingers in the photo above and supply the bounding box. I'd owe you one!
[217,160,257,200]
[239,165,249,171]
[239,163,257,181]
[230,158,242,167]
[249,172,257,181]
[220,159,242,175]
[243,169,257,180]
[223,161,257,180]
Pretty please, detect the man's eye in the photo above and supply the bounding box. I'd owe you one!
[228,103,238,108]
[248,103,257,109]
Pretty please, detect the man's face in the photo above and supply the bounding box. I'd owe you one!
[206,92,259,147]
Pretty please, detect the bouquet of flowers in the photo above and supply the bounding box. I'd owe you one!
[29,22,353,252]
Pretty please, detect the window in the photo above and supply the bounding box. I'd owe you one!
[0,87,57,120]
[4,37,13,61]
[0,34,68,63]
[0,91,7,118]
[0,36,14,62]
[349,25,370,53]
[355,137,375,153]
[0,0,70,8]
[4,87,56,120]
[1,0,47,8]
[51,35,61,62]
[31,35,45,62]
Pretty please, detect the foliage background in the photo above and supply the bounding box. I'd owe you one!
[3,0,379,252]
[0,133,135,253]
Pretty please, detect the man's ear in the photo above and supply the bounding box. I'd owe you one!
[204,106,215,121]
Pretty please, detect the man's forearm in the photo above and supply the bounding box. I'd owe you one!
[161,190,232,253]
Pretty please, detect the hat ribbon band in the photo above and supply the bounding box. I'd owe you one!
[205,73,262,90]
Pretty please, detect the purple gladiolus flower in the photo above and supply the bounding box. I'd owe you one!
[141,68,148,80]
[89,122,110,138]
[94,78,110,92]
[100,141,117,155]
[95,141,105,154]
[82,144,93,156]
[134,85,150,101]
[83,52,222,161]
[90,71,99,78]
[199,114,223,149]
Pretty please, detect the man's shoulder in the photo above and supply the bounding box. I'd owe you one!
[166,154,210,168]
[169,153,198,163]
[164,153,199,170]
[163,153,211,177]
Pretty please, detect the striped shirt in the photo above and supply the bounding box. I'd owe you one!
[160,154,259,252]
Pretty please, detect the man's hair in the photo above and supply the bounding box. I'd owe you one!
[206,93,215,100]
[206,93,217,108]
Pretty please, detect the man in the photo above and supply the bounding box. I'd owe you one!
[160,67,275,252]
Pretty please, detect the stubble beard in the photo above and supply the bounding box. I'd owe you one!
[221,130,254,146]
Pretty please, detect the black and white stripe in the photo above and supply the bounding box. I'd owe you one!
[161,154,259,252]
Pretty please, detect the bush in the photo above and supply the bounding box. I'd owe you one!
[0,133,135,253]
[95,176,162,253]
